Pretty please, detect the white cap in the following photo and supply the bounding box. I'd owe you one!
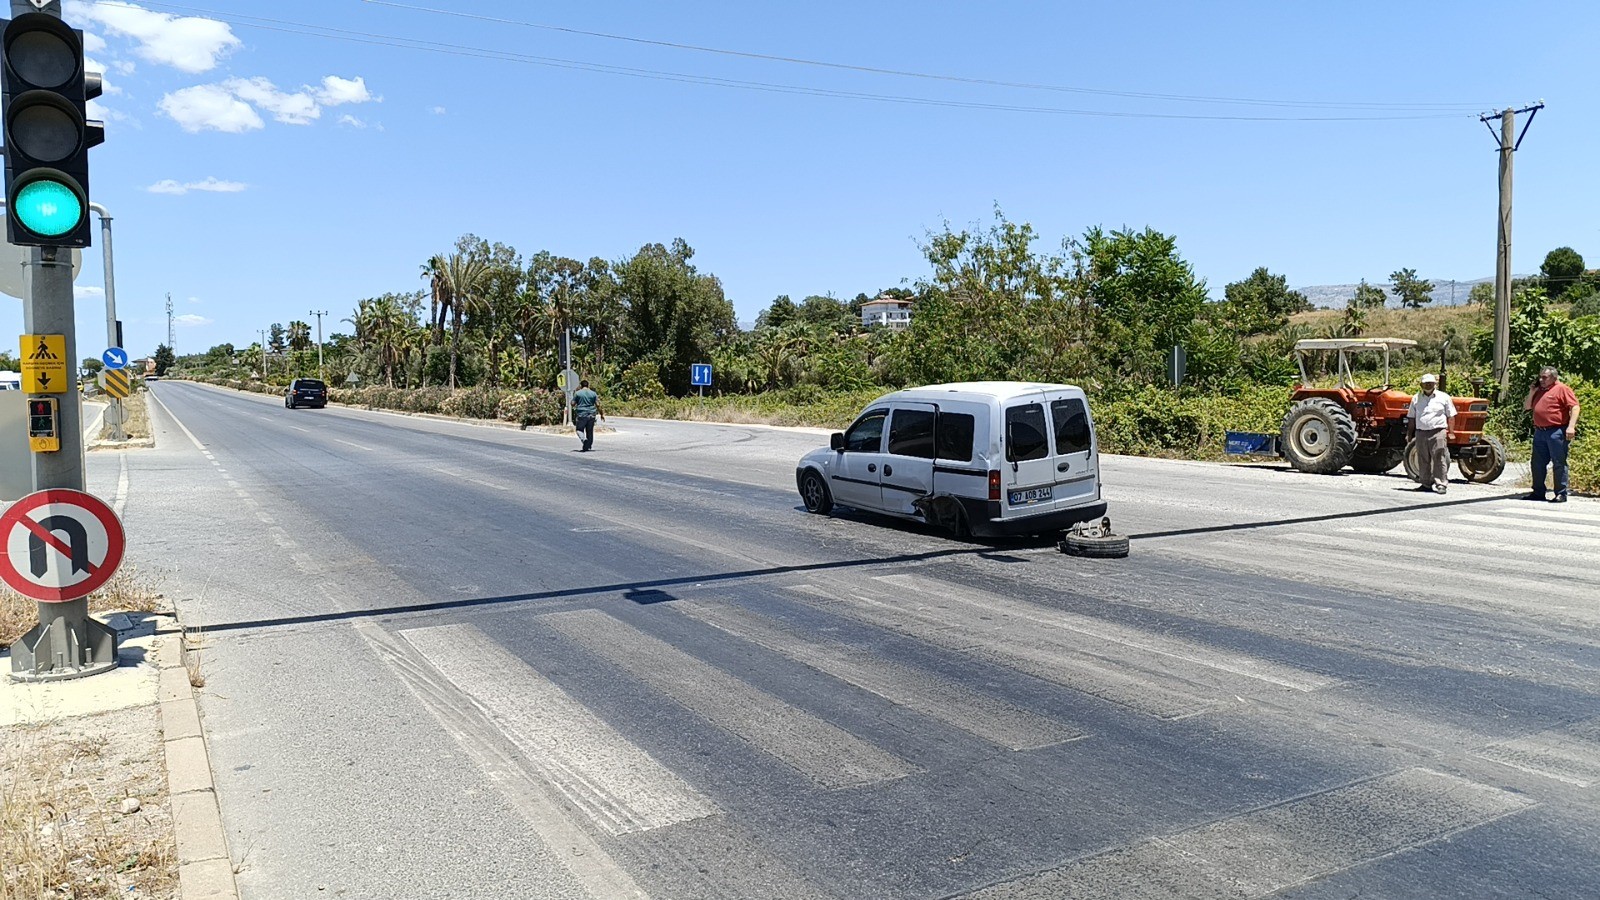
[1420,373,1438,384]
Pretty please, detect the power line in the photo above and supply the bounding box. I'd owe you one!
[114,1,1478,121]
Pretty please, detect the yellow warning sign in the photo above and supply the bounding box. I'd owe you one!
[20,334,67,394]
[100,369,131,399]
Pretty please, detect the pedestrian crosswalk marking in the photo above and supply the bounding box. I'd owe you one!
[1482,502,1600,525]
[1473,719,1600,787]
[1259,532,1600,596]
[400,623,718,835]
[544,610,918,789]
[955,769,1533,899]
[678,600,1082,751]
[1452,512,1600,537]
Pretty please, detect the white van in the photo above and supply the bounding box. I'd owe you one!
[0,371,21,391]
[795,381,1106,537]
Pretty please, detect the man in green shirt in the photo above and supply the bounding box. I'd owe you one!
[572,379,604,452]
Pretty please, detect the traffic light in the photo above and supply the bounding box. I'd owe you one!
[27,397,60,452]
[2,12,102,248]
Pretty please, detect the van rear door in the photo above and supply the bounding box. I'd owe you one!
[1001,398,1056,513]
[1047,392,1099,510]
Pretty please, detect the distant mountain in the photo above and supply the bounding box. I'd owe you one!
[1290,276,1517,309]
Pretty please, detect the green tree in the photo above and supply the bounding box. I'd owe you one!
[614,238,737,394]
[82,358,103,377]
[153,344,176,376]
[287,320,312,352]
[1389,268,1434,309]
[1070,225,1210,388]
[1541,246,1586,298]
[1221,267,1310,335]
[797,295,855,334]
[1352,279,1388,309]
[1469,282,1495,307]
[756,295,798,330]
[268,323,287,354]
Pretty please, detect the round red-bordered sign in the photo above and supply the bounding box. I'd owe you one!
[0,489,125,603]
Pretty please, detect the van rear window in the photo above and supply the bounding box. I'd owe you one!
[1051,399,1091,454]
[936,412,974,462]
[1005,404,1049,462]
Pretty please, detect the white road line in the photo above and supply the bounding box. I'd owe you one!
[957,769,1533,899]
[791,584,1222,721]
[1453,511,1600,537]
[288,425,310,433]
[401,623,717,836]
[545,610,917,789]
[1261,532,1600,593]
[428,466,509,492]
[335,438,375,452]
[1474,719,1600,787]
[113,453,129,518]
[144,386,206,452]
[677,600,1081,751]
[1386,516,1600,552]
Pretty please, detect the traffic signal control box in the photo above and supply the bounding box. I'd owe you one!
[27,397,60,452]
[2,12,104,248]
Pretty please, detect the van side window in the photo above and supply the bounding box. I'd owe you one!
[936,412,975,462]
[1005,404,1049,462]
[844,409,888,452]
[1051,399,1091,454]
[888,408,936,459]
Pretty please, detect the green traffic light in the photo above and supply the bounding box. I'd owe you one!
[13,178,82,236]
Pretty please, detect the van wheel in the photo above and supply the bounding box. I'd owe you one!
[800,471,833,515]
[1058,533,1130,559]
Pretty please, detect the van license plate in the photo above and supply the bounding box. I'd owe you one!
[1009,486,1052,505]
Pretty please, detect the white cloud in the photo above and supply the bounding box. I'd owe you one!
[146,177,247,195]
[75,286,105,302]
[67,1,239,74]
[317,76,372,107]
[225,77,319,125]
[431,106,447,115]
[338,115,367,129]
[83,31,108,54]
[175,314,213,327]
[159,84,263,133]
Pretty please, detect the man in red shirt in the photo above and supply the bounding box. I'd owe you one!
[1524,366,1581,503]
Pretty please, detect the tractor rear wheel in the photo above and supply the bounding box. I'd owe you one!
[1280,399,1358,474]
[1351,446,1406,474]
[1457,436,1507,484]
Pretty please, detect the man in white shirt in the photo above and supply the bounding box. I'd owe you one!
[1406,373,1457,494]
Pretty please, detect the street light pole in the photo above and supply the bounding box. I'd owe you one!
[259,329,268,379]
[309,310,327,380]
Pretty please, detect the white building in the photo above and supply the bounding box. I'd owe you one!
[861,295,913,330]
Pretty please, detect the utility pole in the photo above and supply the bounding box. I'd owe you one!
[309,310,327,380]
[259,328,268,379]
[1481,103,1543,396]
[165,292,174,355]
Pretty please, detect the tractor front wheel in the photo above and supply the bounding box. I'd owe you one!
[1351,446,1406,474]
[1457,436,1507,484]
[1280,399,1358,474]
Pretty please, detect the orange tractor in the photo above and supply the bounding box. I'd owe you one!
[1234,338,1506,482]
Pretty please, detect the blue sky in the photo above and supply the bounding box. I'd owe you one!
[6,0,1599,360]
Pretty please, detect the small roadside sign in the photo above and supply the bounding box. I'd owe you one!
[0,489,126,603]
[558,368,579,394]
[21,334,67,393]
[99,369,131,399]
[690,363,712,387]
[102,347,128,370]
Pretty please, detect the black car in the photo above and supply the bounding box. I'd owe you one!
[285,378,328,409]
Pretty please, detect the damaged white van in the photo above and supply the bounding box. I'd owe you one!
[796,382,1106,538]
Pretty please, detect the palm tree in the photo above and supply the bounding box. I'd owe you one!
[440,249,488,389]
[421,255,451,349]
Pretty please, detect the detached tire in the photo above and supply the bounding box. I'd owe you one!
[800,470,833,515]
[1280,399,1358,474]
[1059,533,1130,559]
[1351,446,1406,474]
[1457,435,1507,484]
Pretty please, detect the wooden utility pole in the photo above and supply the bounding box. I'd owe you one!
[1481,103,1543,396]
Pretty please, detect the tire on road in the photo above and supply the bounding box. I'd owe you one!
[1280,399,1357,474]
[1457,435,1507,484]
[1058,533,1130,559]
[800,470,833,515]
[1351,445,1406,474]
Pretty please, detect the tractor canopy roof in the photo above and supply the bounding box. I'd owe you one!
[1292,338,1417,353]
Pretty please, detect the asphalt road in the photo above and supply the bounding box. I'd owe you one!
[104,380,1600,899]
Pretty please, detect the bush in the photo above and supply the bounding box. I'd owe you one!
[439,386,503,420]
[496,389,564,427]
[615,361,666,400]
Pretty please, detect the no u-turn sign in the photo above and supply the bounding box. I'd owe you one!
[0,490,125,602]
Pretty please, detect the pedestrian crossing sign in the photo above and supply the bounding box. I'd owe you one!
[20,334,67,394]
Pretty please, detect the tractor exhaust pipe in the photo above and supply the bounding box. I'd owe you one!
[1439,340,1449,392]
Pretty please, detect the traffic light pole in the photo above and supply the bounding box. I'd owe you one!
[9,0,118,681]
[92,202,124,440]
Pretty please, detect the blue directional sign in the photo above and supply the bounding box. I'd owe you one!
[102,347,128,370]
[690,363,713,387]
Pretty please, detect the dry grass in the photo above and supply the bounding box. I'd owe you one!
[97,390,150,442]
[1,709,179,899]
[0,568,165,652]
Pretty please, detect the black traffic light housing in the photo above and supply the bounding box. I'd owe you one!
[2,12,103,248]
[28,396,60,452]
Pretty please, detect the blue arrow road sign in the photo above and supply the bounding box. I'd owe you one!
[690,363,712,387]
[102,347,128,370]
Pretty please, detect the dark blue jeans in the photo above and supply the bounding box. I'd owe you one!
[576,415,595,451]
[1532,425,1570,497]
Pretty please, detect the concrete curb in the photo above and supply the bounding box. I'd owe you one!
[155,631,239,899]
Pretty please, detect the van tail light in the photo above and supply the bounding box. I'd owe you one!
[988,470,1002,501]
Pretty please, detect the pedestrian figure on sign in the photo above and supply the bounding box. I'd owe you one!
[1524,366,1580,503]
[1406,373,1456,495]
[573,379,604,452]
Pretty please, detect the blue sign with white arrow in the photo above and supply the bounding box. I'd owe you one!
[102,347,128,370]
[690,363,712,387]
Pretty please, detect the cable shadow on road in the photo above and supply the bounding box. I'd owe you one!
[1129,491,1526,541]
[187,545,993,635]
